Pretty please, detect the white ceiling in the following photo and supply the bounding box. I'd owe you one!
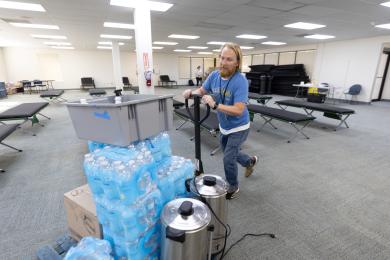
[0,0,390,53]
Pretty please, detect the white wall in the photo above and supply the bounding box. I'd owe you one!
[0,48,7,82]
[2,47,181,89]
[312,37,390,102]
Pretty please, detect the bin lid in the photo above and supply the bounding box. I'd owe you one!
[191,174,227,197]
[161,198,211,231]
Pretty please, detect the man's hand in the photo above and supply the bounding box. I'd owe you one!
[182,89,192,99]
[201,95,216,108]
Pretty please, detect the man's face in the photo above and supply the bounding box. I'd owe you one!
[219,47,239,78]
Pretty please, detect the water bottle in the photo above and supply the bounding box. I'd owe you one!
[160,132,172,158]
[98,159,118,200]
[84,155,104,196]
[116,163,138,205]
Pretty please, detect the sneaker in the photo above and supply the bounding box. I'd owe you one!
[226,186,239,200]
[245,156,258,177]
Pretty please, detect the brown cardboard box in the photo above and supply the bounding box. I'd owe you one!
[64,184,102,241]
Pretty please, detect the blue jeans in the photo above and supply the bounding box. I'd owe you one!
[220,128,251,188]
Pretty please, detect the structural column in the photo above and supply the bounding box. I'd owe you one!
[134,5,154,94]
[111,41,122,90]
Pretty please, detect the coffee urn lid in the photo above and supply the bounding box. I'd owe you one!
[161,198,211,231]
[192,174,227,197]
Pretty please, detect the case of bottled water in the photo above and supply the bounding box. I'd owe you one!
[64,236,113,260]
[82,131,194,259]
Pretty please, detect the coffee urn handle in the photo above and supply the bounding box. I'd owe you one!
[166,226,186,243]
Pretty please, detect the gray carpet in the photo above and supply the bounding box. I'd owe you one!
[0,89,389,259]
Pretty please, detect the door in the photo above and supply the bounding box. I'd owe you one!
[372,45,390,101]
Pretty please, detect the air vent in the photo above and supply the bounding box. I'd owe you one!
[1,18,31,23]
[194,22,233,30]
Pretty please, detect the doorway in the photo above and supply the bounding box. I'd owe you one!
[372,46,390,101]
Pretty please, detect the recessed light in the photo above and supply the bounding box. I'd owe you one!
[110,0,173,12]
[188,46,208,49]
[103,22,135,29]
[213,49,221,52]
[262,41,287,45]
[198,52,213,55]
[236,34,267,40]
[168,34,199,39]
[240,46,254,50]
[97,46,112,50]
[9,23,59,29]
[0,0,45,12]
[284,22,326,30]
[375,23,390,29]
[44,42,72,46]
[51,46,74,50]
[207,41,225,45]
[152,46,164,49]
[98,41,125,45]
[31,34,67,39]
[153,41,178,45]
[100,34,132,39]
[174,49,191,52]
[380,1,390,7]
[304,34,335,39]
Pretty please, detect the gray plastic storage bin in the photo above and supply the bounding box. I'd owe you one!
[66,94,174,146]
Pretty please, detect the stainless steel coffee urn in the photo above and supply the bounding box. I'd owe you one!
[191,174,228,255]
[160,198,212,260]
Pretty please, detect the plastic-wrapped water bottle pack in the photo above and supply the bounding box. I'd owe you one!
[83,132,193,259]
[64,237,113,260]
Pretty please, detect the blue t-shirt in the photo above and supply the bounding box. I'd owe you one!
[203,70,249,131]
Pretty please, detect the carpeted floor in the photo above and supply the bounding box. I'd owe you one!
[0,87,389,259]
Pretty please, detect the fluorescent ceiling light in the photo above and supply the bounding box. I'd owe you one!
[97,46,112,49]
[304,34,335,39]
[100,34,132,39]
[198,52,213,55]
[168,34,199,39]
[98,41,125,45]
[44,41,72,46]
[153,41,178,45]
[31,34,67,39]
[104,22,135,29]
[0,0,45,12]
[152,46,164,49]
[380,1,390,7]
[207,41,225,45]
[240,46,254,50]
[375,23,390,29]
[262,41,286,45]
[174,49,191,52]
[110,0,173,12]
[236,34,267,40]
[188,46,208,49]
[51,46,74,50]
[213,49,221,52]
[284,22,326,30]
[9,23,59,29]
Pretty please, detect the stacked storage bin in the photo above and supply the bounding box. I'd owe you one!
[83,132,194,259]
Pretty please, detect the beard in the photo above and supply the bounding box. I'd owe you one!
[219,67,236,78]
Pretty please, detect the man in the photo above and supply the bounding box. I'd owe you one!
[183,42,258,199]
[195,65,203,86]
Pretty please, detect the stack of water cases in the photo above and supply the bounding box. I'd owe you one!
[83,132,194,259]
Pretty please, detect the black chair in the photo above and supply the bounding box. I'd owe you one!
[159,75,177,87]
[344,84,362,103]
[122,77,131,87]
[33,80,47,93]
[81,77,95,89]
[21,80,34,94]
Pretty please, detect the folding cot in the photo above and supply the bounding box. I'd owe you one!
[0,124,22,172]
[40,90,66,103]
[247,104,316,143]
[248,92,273,105]
[0,102,50,135]
[275,99,355,130]
[89,89,106,96]
[174,107,220,155]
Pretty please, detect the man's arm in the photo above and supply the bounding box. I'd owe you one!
[216,102,246,117]
[191,86,208,96]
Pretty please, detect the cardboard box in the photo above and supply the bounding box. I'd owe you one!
[64,184,102,241]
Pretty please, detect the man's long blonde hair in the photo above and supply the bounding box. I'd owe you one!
[220,42,243,72]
